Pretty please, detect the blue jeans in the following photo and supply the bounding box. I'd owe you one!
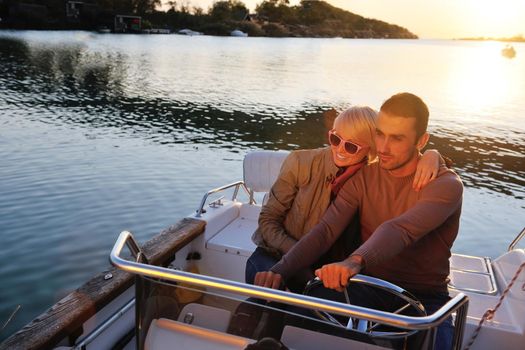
[306,283,453,350]
[245,247,279,285]
[245,247,314,293]
[417,292,454,350]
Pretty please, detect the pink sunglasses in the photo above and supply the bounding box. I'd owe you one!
[328,130,364,154]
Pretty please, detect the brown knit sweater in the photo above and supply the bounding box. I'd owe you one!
[271,161,463,293]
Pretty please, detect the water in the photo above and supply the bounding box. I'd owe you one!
[0,31,523,341]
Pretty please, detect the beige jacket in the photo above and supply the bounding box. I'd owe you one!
[252,147,340,257]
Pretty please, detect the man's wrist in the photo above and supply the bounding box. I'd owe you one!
[346,254,365,269]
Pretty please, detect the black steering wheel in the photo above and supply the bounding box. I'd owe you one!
[303,274,426,339]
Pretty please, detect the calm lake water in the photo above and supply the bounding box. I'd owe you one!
[0,31,524,340]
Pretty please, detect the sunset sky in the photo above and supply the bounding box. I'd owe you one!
[163,0,525,39]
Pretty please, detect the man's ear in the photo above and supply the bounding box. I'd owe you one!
[416,132,430,151]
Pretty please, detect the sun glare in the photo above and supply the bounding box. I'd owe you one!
[458,0,525,37]
[446,41,514,119]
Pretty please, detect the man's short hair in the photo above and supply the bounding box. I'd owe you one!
[380,92,429,138]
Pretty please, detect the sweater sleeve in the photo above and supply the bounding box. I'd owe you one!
[271,175,361,279]
[354,172,463,268]
[255,152,301,254]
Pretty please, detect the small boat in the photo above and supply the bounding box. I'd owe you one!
[178,28,203,36]
[501,45,516,58]
[97,27,111,34]
[148,28,171,34]
[231,29,248,37]
[2,150,524,349]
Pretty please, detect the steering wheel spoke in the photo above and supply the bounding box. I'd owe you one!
[303,274,426,339]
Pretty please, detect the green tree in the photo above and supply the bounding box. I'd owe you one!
[256,0,295,23]
[133,0,161,14]
[95,0,160,14]
[210,0,248,22]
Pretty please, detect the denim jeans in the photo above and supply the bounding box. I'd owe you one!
[416,292,454,350]
[245,247,280,285]
[245,247,314,293]
[306,283,454,350]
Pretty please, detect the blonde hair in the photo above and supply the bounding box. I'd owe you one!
[333,106,378,162]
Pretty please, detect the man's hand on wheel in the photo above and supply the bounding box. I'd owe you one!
[315,255,364,292]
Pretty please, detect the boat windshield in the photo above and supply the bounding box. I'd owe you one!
[111,231,467,350]
[135,275,428,350]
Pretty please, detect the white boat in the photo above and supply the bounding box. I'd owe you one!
[2,150,524,350]
[178,28,203,36]
[231,29,248,37]
[501,45,516,58]
[142,29,171,34]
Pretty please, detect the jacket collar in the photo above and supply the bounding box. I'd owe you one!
[322,146,340,176]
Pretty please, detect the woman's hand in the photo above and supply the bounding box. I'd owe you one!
[254,271,283,290]
[413,149,441,191]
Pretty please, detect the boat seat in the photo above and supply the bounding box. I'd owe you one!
[243,150,290,204]
[145,318,254,350]
[177,303,232,333]
[206,151,290,258]
[448,253,497,295]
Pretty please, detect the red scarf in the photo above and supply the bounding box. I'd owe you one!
[330,159,367,196]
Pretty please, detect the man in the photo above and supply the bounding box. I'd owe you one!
[247,107,442,290]
[255,92,463,349]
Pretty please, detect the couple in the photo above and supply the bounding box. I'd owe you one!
[246,92,463,350]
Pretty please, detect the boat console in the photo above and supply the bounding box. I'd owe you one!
[110,231,469,350]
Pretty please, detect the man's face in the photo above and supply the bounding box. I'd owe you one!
[375,111,425,174]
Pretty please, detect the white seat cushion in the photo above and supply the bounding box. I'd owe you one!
[177,303,232,332]
[145,318,254,350]
[243,150,289,193]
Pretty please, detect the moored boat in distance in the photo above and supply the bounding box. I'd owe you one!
[502,45,516,58]
[231,29,248,37]
[178,28,203,36]
[142,28,171,34]
[97,27,111,34]
[1,151,524,350]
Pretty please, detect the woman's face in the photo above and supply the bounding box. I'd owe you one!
[329,120,370,168]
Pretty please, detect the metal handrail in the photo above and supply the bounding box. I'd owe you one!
[110,231,468,334]
[74,299,135,350]
[508,226,525,251]
[195,181,252,217]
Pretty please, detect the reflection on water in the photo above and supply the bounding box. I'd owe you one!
[0,32,523,341]
[1,35,522,198]
[447,41,516,114]
[430,130,524,199]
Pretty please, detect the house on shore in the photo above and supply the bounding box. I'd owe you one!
[114,15,141,33]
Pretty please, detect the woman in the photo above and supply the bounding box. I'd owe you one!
[246,106,441,291]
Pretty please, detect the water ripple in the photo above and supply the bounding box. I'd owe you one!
[1,32,524,341]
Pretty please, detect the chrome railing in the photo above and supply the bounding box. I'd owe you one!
[74,299,135,350]
[508,226,525,251]
[110,231,469,349]
[195,181,252,217]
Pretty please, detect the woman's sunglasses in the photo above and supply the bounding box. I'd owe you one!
[328,130,363,154]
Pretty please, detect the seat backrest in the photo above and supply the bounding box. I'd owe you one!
[243,150,290,193]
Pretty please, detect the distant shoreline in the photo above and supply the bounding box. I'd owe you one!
[0,1,417,40]
[456,36,524,43]
[0,28,418,40]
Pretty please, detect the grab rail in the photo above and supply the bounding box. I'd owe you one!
[508,226,525,251]
[110,231,468,342]
[195,181,252,217]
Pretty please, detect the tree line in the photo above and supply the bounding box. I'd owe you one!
[0,0,417,39]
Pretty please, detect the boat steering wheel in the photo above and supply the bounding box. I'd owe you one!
[303,274,426,339]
